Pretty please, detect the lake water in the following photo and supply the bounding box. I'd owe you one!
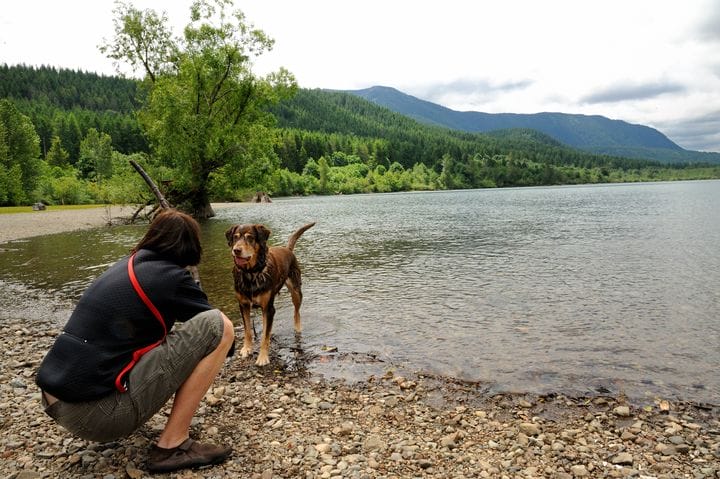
[1,180,719,404]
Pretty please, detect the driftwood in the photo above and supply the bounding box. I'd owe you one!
[129,160,202,287]
[251,191,272,203]
[130,202,160,224]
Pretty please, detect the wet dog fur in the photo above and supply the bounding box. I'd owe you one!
[225,222,315,365]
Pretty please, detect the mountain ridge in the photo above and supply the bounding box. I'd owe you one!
[346,86,720,164]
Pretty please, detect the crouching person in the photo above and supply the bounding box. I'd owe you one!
[35,209,235,473]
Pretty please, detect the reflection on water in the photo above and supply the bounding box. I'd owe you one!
[1,180,719,404]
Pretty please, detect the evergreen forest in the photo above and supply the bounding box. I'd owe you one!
[1,64,719,208]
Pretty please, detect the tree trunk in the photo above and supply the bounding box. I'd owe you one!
[187,186,215,220]
[192,198,216,219]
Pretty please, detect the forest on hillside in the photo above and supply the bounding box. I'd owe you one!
[1,64,719,207]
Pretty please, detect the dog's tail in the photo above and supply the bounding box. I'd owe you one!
[287,222,316,251]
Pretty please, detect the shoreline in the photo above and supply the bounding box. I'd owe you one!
[1,206,719,477]
[0,203,239,244]
[1,312,719,478]
[0,205,130,244]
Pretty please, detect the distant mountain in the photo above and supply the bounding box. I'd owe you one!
[272,89,668,174]
[346,86,720,164]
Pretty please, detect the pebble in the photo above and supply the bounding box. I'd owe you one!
[611,452,633,465]
[1,316,719,478]
[570,464,589,476]
[519,422,542,436]
[613,405,631,417]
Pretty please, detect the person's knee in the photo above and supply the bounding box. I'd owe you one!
[219,312,234,347]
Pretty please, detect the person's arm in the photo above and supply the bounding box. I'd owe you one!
[171,272,213,321]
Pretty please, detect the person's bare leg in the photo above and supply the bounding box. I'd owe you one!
[156,312,234,448]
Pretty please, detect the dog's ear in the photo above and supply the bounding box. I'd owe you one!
[254,225,271,243]
[225,225,238,246]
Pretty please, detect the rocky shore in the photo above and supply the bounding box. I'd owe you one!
[1,316,719,479]
[1,208,719,478]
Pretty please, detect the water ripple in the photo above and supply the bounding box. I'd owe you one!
[1,182,719,404]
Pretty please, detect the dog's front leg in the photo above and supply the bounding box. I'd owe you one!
[239,302,253,359]
[256,300,275,366]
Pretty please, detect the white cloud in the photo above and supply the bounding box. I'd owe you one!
[2,0,719,151]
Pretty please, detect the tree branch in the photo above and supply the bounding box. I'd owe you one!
[129,159,170,208]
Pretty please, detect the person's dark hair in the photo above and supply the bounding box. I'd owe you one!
[132,209,203,266]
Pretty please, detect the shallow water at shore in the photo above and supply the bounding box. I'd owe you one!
[1,181,719,405]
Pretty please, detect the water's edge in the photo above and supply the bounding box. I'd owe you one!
[2,182,719,406]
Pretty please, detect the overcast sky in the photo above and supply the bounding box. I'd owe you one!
[2,0,719,152]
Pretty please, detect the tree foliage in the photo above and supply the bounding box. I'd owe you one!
[1,62,719,207]
[0,99,41,205]
[78,128,114,181]
[0,64,144,159]
[100,0,297,217]
[46,136,70,168]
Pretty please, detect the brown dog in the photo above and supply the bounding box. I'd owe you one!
[225,222,315,365]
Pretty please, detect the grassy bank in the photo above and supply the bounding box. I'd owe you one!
[0,204,108,214]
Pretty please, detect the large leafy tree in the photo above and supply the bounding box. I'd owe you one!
[100,0,297,218]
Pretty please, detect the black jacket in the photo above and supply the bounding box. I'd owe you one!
[36,249,212,402]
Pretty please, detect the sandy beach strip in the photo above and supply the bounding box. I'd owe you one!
[0,203,238,244]
[0,205,134,244]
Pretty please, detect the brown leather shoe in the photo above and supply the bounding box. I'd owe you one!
[147,438,232,472]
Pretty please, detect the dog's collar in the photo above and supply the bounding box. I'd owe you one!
[234,253,266,275]
[235,263,263,274]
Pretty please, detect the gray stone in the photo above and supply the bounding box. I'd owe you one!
[611,452,633,465]
[613,405,631,417]
[16,472,42,479]
[519,422,541,436]
[362,435,386,452]
[570,465,589,477]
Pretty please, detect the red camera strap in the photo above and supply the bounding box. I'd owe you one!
[114,253,168,393]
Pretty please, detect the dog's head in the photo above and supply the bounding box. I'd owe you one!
[225,224,271,270]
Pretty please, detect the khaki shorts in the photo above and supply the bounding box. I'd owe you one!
[42,309,224,443]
